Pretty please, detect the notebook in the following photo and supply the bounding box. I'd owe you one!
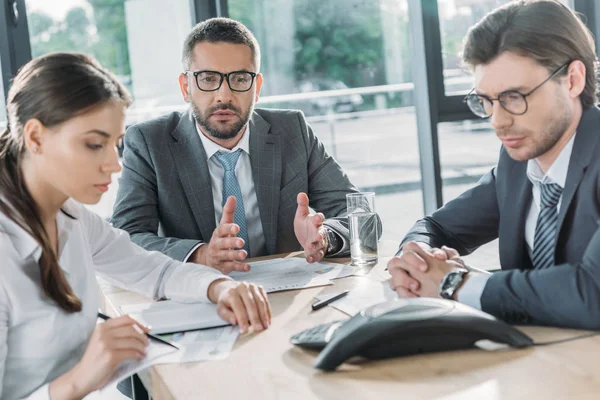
[120,300,229,334]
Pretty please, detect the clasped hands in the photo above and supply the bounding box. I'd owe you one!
[192,192,330,275]
[387,241,468,299]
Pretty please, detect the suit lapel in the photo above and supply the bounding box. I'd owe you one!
[556,107,600,235]
[169,110,216,241]
[249,112,281,255]
[499,162,533,270]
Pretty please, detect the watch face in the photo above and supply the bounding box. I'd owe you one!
[447,273,462,287]
[440,269,467,299]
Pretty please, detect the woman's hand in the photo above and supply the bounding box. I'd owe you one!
[49,315,149,399]
[209,279,272,334]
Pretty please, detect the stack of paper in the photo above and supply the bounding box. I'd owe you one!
[229,258,356,292]
[156,326,240,364]
[101,334,178,391]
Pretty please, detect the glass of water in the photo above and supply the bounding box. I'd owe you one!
[346,192,378,265]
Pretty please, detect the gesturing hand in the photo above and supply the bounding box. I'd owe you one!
[294,192,328,263]
[192,196,250,274]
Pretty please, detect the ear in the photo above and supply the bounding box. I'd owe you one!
[179,73,191,103]
[22,118,46,154]
[566,60,586,100]
[254,73,263,102]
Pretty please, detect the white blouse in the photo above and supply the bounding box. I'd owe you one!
[0,199,228,399]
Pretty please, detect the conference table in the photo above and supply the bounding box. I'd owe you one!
[99,240,600,399]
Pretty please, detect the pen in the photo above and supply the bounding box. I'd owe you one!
[311,290,350,311]
[97,312,180,350]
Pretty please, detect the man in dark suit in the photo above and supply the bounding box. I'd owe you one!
[111,18,379,274]
[388,0,600,329]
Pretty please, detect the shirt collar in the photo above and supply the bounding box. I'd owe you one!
[0,198,81,262]
[195,122,251,158]
[526,132,576,188]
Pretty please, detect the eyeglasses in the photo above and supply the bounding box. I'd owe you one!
[463,62,570,118]
[185,70,257,92]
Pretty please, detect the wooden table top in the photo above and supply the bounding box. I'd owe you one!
[99,240,600,400]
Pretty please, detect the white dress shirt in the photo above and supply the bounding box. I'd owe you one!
[0,199,228,399]
[458,133,575,309]
[186,124,266,259]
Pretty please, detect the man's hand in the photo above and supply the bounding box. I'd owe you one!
[191,196,250,274]
[387,242,464,298]
[294,192,328,263]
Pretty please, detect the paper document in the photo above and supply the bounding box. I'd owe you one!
[229,258,356,293]
[101,335,178,391]
[314,277,398,316]
[156,325,240,364]
[121,301,228,334]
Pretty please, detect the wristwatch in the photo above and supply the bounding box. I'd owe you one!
[439,267,469,300]
[325,228,340,255]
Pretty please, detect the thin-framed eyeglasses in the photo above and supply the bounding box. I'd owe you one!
[184,70,257,92]
[463,62,571,118]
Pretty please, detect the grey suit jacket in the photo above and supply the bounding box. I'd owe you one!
[111,108,370,261]
[401,106,600,329]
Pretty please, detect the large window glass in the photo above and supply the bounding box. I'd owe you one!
[26,0,193,126]
[229,0,423,241]
[439,0,574,96]
[26,0,194,218]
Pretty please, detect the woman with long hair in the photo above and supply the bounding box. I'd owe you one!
[0,52,271,399]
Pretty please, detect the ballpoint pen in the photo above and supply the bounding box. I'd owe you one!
[97,311,180,350]
[311,290,350,311]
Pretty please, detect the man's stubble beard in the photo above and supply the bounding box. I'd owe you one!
[502,93,573,162]
[192,101,254,140]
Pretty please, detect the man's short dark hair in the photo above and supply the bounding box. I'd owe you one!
[461,0,598,107]
[182,17,261,72]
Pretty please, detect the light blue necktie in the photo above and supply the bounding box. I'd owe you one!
[214,149,250,254]
[532,182,563,269]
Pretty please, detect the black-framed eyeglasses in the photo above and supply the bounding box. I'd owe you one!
[184,70,257,92]
[463,62,571,118]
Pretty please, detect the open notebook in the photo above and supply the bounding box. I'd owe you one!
[120,301,229,334]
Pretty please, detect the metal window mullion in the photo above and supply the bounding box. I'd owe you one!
[408,0,444,215]
[0,0,32,99]
[190,0,228,24]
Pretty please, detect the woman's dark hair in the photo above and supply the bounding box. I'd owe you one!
[461,0,599,107]
[0,52,132,312]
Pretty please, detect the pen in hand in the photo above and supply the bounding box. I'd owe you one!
[97,312,180,350]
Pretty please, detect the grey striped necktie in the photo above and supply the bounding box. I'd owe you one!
[532,182,563,269]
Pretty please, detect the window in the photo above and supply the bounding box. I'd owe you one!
[229,0,423,241]
[26,0,196,218]
[439,0,574,96]
[26,0,194,126]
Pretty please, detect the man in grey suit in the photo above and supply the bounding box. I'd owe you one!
[388,0,600,329]
[112,18,375,274]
